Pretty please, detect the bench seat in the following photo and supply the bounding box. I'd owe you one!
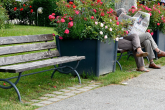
[0,56,85,73]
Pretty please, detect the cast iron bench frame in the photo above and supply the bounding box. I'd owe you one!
[0,34,85,102]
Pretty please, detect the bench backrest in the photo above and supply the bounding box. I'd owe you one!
[0,34,60,66]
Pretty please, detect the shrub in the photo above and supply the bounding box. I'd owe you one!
[32,0,60,26]
[0,5,10,29]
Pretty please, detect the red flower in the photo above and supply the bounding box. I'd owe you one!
[14,7,17,11]
[97,0,101,3]
[158,3,160,5]
[84,18,87,21]
[59,36,63,40]
[116,21,119,25]
[75,10,80,15]
[157,23,160,26]
[69,17,73,21]
[147,29,150,33]
[116,17,118,20]
[52,33,55,36]
[53,86,57,88]
[101,12,104,16]
[91,16,94,19]
[100,2,103,5]
[151,32,154,36]
[93,9,97,13]
[52,13,55,16]
[23,4,26,7]
[66,4,71,8]
[30,9,33,13]
[64,29,69,34]
[73,5,76,8]
[29,6,32,8]
[69,2,73,5]
[68,21,73,28]
[3,83,6,86]
[20,8,23,11]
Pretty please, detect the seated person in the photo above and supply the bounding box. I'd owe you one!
[116,8,165,69]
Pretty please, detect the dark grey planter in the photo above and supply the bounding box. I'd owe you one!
[152,30,165,58]
[56,36,118,77]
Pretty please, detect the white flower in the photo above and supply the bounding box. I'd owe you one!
[100,31,103,35]
[95,22,98,25]
[105,26,108,29]
[100,23,104,27]
[109,28,112,31]
[110,19,112,22]
[104,35,108,39]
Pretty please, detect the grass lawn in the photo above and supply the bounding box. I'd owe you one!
[0,25,165,110]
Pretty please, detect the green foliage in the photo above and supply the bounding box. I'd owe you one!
[0,5,11,29]
[32,0,60,26]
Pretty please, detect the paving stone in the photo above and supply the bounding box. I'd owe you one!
[31,100,40,102]
[83,86,95,89]
[39,101,52,105]
[94,82,102,85]
[47,98,61,102]
[67,87,77,90]
[74,85,82,88]
[56,95,70,99]
[63,93,75,97]
[59,89,71,92]
[32,103,44,106]
[77,88,90,92]
[44,94,56,97]
[24,102,31,104]
[88,84,100,87]
[70,90,83,94]
[39,97,49,100]
[52,91,63,95]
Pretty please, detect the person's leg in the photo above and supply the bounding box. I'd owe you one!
[141,40,161,69]
[118,39,148,71]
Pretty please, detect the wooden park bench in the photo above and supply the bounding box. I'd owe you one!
[0,34,85,102]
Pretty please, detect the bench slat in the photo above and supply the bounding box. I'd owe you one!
[0,56,85,73]
[0,34,54,45]
[0,50,60,66]
[0,42,56,55]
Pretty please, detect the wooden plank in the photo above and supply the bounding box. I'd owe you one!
[0,34,54,45]
[0,56,85,73]
[0,50,60,66]
[0,42,56,55]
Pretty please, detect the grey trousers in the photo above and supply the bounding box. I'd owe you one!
[139,32,158,60]
[118,34,145,68]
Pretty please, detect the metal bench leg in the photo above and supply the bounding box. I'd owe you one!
[51,69,57,79]
[116,61,122,70]
[0,72,22,102]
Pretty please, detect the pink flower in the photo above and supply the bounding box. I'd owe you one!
[95,22,98,25]
[52,13,55,16]
[116,21,119,25]
[61,18,65,23]
[56,16,60,19]
[104,35,108,39]
[75,10,80,15]
[49,15,55,20]
[100,2,103,5]
[64,29,69,34]
[105,26,108,29]
[97,0,101,3]
[68,21,73,28]
[149,13,152,16]
[132,9,135,13]
[91,16,94,19]
[59,36,63,40]
[151,32,154,36]
[93,9,97,13]
[131,6,136,9]
[158,10,160,14]
[147,29,150,33]
[157,23,160,26]
[139,8,142,11]
[52,33,55,36]
[148,8,152,11]
[116,17,118,20]
[125,31,129,34]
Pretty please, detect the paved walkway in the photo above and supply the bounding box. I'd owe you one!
[37,66,165,110]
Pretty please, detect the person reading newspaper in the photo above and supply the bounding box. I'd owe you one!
[116,8,165,71]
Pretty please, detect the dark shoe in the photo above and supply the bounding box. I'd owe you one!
[149,63,161,69]
[136,68,150,72]
[136,52,148,57]
[157,51,165,58]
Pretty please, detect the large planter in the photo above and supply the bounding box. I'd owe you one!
[152,30,165,58]
[56,36,118,77]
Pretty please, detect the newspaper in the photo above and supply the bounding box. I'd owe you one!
[118,11,150,35]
